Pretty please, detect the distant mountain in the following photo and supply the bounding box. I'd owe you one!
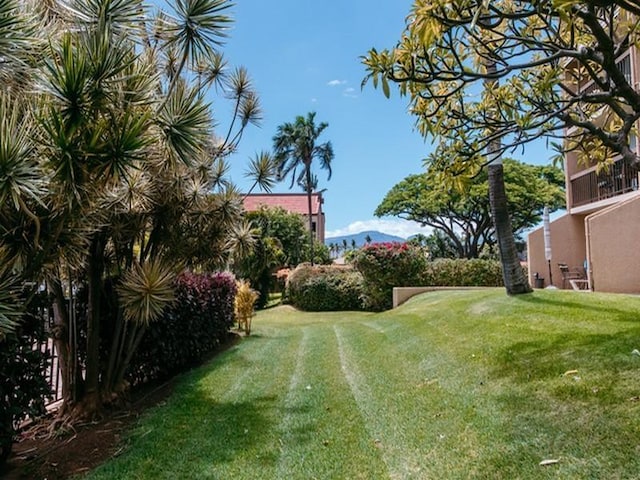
[325,230,406,249]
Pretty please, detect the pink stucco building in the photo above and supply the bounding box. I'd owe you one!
[242,193,326,243]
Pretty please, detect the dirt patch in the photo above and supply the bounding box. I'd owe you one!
[1,334,241,479]
[2,378,174,479]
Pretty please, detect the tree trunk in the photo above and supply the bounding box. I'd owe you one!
[85,233,106,413]
[488,164,531,294]
[305,166,315,266]
[485,57,531,295]
[49,278,79,409]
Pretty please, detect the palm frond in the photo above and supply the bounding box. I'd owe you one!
[314,142,333,180]
[272,112,334,192]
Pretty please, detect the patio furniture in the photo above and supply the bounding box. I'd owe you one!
[558,263,587,290]
[569,279,590,291]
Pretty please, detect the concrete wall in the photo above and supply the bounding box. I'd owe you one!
[393,287,489,308]
[527,213,586,288]
[586,195,640,293]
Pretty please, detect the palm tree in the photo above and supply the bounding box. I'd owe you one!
[483,49,530,294]
[273,112,334,265]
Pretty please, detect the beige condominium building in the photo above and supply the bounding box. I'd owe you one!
[528,43,640,293]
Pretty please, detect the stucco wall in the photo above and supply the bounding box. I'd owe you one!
[527,213,586,288]
[586,195,640,293]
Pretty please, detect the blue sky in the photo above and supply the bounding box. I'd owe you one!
[213,0,553,238]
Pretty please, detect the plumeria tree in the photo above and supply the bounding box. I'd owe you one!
[363,1,640,294]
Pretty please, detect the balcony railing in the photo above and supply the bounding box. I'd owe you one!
[576,53,632,95]
[571,158,638,207]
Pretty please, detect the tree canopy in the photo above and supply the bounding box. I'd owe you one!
[376,159,565,258]
[363,1,640,177]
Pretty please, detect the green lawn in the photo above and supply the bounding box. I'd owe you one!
[86,289,640,479]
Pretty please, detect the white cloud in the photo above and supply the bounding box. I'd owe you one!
[326,218,432,239]
[343,87,358,98]
[327,79,347,86]
[310,97,318,103]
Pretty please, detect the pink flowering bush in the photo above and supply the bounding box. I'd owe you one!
[352,242,428,311]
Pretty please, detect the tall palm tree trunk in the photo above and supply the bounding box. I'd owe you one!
[305,165,315,265]
[485,59,531,295]
[488,163,531,293]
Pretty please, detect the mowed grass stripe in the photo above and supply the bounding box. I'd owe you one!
[88,323,304,479]
[336,319,493,478]
[276,324,388,479]
[363,290,640,478]
[86,291,640,479]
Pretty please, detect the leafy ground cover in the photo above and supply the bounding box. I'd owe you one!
[60,290,640,478]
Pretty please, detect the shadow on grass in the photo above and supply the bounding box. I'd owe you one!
[514,292,640,323]
[490,327,640,385]
[477,315,640,477]
[89,330,318,478]
[99,384,292,477]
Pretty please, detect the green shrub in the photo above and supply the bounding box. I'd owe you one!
[0,303,51,464]
[421,259,503,287]
[286,265,364,311]
[353,242,428,311]
[129,271,237,385]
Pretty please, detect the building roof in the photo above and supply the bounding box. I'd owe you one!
[243,193,323,216]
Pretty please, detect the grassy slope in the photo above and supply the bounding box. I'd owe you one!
[86,289,640,479]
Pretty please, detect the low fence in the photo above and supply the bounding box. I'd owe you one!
[29,298,64,409]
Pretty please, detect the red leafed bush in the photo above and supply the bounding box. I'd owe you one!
[129,271,237,385]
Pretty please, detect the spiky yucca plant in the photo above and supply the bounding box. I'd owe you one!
[117,260,176,326]
[0,267,22,338]
[102,259,177,396]
[0,0,277,419]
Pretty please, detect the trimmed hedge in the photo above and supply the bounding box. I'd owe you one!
[286,265,364,311]
[129,271,237,385]
[422,258,504,287]
[352,242,507,311]
[353,242,428,311]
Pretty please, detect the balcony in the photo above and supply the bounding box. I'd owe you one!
[574,52,632,96]
[570,158,638,208]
